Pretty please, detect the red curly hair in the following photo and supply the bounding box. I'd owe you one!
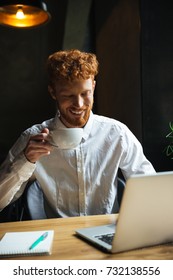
[47,49,99,85]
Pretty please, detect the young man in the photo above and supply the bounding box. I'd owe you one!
[0,49,155,217]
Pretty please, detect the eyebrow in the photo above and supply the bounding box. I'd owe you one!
[60,89,92,95]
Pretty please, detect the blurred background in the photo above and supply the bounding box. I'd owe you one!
[0,0,172,172]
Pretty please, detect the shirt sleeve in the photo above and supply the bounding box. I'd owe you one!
[119,125,156,179]
[0,133,36,210]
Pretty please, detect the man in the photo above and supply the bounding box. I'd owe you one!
[0,49,155,217]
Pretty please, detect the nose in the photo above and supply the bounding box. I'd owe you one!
[73,95,84,108]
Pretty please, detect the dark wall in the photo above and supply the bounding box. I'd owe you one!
[141,0,173,171]
[0,0,172,171]
[0,0,67,162]
[94,0,173,171]
[94,0,142,139]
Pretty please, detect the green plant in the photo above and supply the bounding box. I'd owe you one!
[164,121,173,159]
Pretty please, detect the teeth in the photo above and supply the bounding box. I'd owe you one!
[71,110,82,115]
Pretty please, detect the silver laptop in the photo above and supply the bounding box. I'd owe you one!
[75,171,173,253]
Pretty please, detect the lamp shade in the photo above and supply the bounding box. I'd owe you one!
[0,0,51,28]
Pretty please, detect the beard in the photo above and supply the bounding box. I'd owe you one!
[59,106,92,128]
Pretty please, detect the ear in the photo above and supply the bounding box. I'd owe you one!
[93,80,96,90]
[48,85,56,100]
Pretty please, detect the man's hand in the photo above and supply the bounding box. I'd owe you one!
[24,128,53,163]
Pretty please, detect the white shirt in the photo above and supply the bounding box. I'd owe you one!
[0,112,155,216]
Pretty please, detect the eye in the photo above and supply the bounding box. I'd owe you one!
[62,93,73,98]
[81,92,86,97]
[81,91,91,97]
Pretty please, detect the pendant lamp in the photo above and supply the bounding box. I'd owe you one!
[0,0,51,28]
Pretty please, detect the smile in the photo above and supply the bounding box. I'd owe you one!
[70,110,83,115]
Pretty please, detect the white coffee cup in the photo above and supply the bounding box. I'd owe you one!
[48,128,83,149]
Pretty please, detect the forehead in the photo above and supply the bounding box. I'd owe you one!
[55,78,94,93]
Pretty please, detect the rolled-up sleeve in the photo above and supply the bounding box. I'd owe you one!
[0,135,36,210]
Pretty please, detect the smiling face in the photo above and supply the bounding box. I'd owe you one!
[49,78,95,128]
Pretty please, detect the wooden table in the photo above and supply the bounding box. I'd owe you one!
[0,214,173,260]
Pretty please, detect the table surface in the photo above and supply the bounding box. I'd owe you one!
[0,214,173,260]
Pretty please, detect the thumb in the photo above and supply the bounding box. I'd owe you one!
[41,128,49,135]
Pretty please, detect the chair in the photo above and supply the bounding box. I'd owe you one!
[0,181,48,222]
[0,195,24,222]
[117,177,125,208]
[23,180,47,220]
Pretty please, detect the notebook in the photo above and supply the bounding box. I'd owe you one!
[76,171,173,253]
[0,230,54,257]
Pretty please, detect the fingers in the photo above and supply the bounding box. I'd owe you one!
[24,128,53,163]
[24,141,52,163]
[30,128,49,142]
[41,127,49,134]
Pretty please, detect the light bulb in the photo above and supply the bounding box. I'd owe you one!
[16,6,25,20]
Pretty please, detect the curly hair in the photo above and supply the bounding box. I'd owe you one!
[47,49,99,85]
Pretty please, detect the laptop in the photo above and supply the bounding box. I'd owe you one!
[75,171,173,253]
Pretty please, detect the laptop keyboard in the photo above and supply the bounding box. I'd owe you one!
[95,233,115,245]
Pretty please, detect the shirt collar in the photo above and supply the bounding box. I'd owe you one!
[52,111,94,141]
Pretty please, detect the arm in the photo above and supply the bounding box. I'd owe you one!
[119,125,155,180]
[0,128,52,210]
